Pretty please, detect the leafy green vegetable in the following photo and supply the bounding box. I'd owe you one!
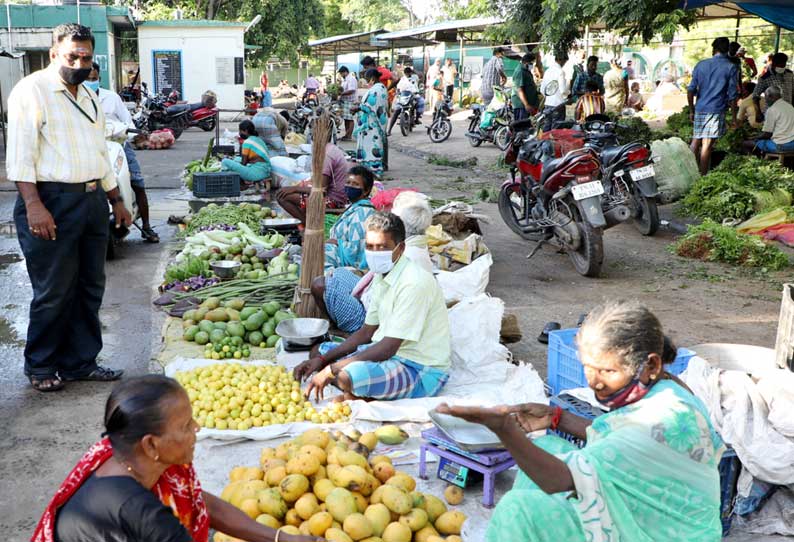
[681,156,794,221]
[165,255,212,283]
[672,219,790,270]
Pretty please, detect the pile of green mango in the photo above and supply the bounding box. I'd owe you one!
[181,297,295,358]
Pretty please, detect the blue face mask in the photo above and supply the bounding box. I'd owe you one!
[345,186,364,201]
[84,80,100,93]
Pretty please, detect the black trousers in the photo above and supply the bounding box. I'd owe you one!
[445,84,454,99]
[14,185,109,378]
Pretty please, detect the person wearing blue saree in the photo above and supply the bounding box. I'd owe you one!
[324,165,376,270]
[437,300,725,542]
[353,69,388,175]
[221,120,271,183]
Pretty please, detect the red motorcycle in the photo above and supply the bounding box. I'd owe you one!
[499,110,629,277]
[164,90,219,132]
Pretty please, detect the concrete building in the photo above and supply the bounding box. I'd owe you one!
[137,20,246,112]
[0,4,135,109]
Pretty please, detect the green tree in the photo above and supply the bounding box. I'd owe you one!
[222,0,323,64]
[338,0,411,31]
[680,19,794,70]
[495,0,697,56]
[440,0,495,19]
[322,0,355,36]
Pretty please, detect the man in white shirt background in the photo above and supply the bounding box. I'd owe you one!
[86,63,158,243]
[743,85,794,154]
[441,58,458,100]
[387,67,425,135]
[540,53,570,131]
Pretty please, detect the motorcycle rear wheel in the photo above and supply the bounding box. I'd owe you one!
[400,111,410,137]
[632,192,660,236]
[494,125,510,150]
[564,204,604,277]
[428,118,452,143]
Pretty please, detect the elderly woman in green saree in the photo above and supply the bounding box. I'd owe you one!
[437,300,725,542]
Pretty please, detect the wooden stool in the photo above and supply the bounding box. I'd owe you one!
[764,151,794,168]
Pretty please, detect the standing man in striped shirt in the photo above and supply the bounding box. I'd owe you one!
[480,47,506,106]
[7,24,131,392]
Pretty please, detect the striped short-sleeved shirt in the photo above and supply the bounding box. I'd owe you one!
[6,66,115,191]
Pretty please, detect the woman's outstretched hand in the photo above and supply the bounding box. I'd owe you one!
[435,402,554,434]
[435,403,513,433]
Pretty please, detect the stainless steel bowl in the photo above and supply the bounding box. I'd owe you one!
[275,318,330,346]
[210,260,241,279]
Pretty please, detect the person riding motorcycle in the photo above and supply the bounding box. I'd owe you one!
[387,67,425,136]
[86,63,158,243]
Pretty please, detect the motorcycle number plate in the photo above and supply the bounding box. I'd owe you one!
[630,165,655,181]
[571,180,605,201]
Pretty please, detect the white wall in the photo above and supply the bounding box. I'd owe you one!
[138,24,246,115]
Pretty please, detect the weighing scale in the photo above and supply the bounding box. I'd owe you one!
[419,427,515,507]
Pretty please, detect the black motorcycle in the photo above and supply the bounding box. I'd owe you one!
[428,96,453,143]
[581,115,660,236]
[392,90,420,137]
[133,84,191,139]
[465,86,512,150]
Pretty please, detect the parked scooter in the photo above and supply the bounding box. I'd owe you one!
[466,86,512,150]
[164,90,219,132]
[428,96,453,143]
[104,120,141,260]
[499,108,629,277]
[580,115,660,236]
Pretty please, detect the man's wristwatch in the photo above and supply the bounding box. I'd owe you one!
[108,196,124,205]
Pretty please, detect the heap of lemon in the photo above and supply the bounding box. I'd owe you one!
[215,427,467,542]
[174,363,351,430]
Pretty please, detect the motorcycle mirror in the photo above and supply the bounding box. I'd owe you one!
[543,80,559,96]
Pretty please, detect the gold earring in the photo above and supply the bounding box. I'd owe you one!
[154,455,160,461]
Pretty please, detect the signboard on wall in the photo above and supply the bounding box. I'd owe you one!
[234,57,244,85]
[216,57,234,84]
[153,50,182,96]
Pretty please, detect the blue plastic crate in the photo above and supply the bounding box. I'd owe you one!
[550,392,739,536]
[547,328,695,395]
[193,172,241,198]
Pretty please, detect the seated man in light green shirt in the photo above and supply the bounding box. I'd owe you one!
[294,212,451,401]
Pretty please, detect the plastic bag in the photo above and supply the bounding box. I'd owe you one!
[651,137,700,203]
[436,253,492,304]
[736,208,788,234]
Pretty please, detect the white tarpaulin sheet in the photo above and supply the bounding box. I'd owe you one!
[167,294,546,440]
[681,356,794,486]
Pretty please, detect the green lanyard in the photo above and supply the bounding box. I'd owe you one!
[63,90,98,124]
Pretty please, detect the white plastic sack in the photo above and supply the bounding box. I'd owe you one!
[651,137,699,204]
[270,155,301,174]
[681,357,794,486]
[436,253,492,304]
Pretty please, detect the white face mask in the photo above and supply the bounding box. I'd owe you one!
[365,249,396,274]
[775,67,787,75]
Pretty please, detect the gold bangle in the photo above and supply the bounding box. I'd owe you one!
[275,528,281,542]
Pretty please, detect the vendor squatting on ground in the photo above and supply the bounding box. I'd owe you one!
[293,211,451,402]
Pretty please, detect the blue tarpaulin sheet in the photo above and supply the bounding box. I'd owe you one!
[682,1,794,30]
